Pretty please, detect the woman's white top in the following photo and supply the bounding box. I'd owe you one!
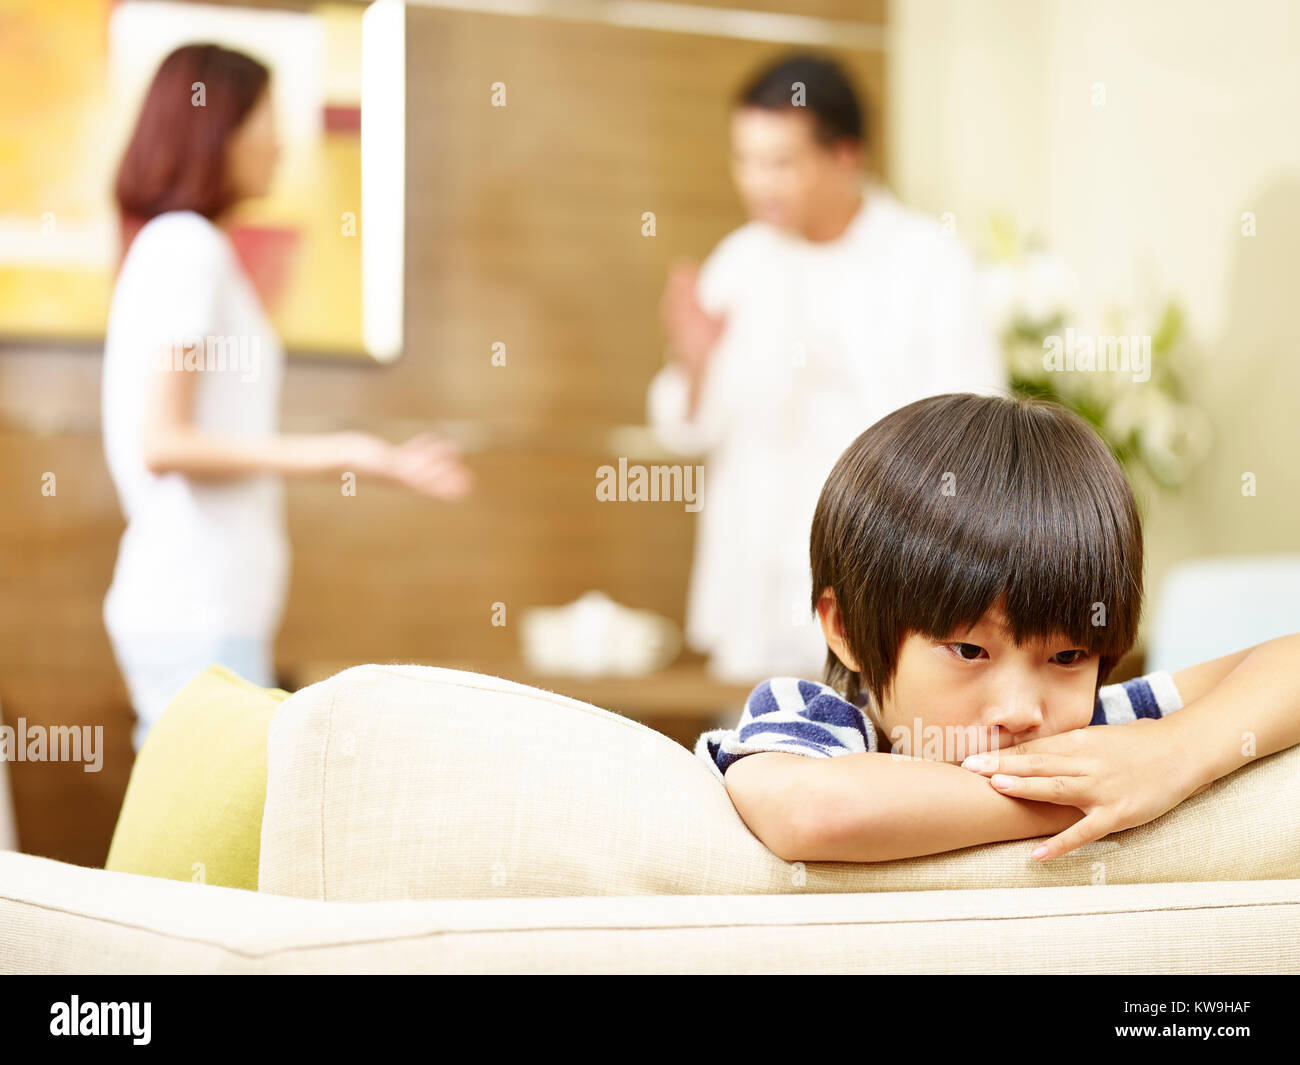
[102,210,288,641]
[646,183,1007,683]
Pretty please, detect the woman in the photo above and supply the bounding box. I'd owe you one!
[103,44,470,751]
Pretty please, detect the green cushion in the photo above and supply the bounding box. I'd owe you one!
[106,664,289,891]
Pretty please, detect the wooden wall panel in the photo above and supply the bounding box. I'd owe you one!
[216,0,887,20]
[399,7,887,425]
[672,0,885,18]
[0,430,133,864]
[278,443,700,663]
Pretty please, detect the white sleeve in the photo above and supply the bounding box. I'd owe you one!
[646,359,724,456]
[644,235,738,455]
[1094,670,1185,724]
[129,215,228,358]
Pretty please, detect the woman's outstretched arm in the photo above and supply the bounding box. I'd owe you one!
[141,346,471,498]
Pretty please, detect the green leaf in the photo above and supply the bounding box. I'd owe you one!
[1151,300,1184,353]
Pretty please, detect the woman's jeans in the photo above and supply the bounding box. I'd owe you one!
[107,632,275,752]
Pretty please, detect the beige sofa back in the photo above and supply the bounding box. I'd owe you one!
[259,665,1300,902]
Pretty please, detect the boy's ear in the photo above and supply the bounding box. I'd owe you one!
[816,587,862,673]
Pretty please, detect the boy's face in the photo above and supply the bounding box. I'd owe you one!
[820,592,1100,763]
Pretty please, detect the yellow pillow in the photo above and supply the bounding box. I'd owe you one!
[106,664,289,891]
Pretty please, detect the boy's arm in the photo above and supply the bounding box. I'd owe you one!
[1158,631,1300,796]
[724,750,1083,863]
[1167,643,1255,707]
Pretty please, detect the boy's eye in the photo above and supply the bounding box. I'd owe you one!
[944,643,1090,666]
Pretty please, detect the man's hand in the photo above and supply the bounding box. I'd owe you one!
[958,720,1208,862]
[660,258,726,380]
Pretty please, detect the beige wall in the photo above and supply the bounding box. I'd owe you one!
[889,0,1300,636]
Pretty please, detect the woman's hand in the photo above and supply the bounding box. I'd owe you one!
[388,432,473,499]
[329,431,473,500]
[958,720,1208,861]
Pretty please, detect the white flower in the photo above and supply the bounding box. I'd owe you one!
[1138,402,1213,484]
[979,262,1022,335]
[1020,252,1079,325]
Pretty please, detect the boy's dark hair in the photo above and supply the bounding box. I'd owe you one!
[735,52,866,149]
[810,392,1144,710]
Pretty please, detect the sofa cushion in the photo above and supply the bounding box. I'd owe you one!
[106,664,289,891]
[258,664,1300,901]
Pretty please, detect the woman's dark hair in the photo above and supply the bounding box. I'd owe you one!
[735,51,866,149]
[810,392,1144,710]
[114,43,270,255]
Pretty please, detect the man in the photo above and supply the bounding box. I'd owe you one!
[648,52,1006,684]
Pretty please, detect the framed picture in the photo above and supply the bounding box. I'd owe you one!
[0,0,404,360]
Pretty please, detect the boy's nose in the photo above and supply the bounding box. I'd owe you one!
[985,692,1045,741]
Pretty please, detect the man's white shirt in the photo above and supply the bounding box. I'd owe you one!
[647,182,1007,682]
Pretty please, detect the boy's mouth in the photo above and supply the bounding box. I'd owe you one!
[988,725,1017,752]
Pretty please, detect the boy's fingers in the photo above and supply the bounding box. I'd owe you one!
[1033,815,1108,861]
[987,773,1087,805]
[961,753,1079,777]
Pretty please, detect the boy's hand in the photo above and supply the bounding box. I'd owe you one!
[958,721,1210,862]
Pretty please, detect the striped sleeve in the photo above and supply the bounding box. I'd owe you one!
[694,676,876,784]
[1090,669,1185,725]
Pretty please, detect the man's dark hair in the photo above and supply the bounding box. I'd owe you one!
[810,392,1145,711]
[735,51,866,149]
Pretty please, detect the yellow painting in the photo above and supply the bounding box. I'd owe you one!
[0,0,370,357]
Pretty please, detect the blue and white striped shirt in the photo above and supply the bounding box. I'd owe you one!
[695,670,1185,784]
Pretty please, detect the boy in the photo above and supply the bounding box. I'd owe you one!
[696,392,1300,863]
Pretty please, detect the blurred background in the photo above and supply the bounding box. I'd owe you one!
[1,0,1298,865]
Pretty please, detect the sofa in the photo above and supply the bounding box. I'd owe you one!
[2,663,1299,973]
